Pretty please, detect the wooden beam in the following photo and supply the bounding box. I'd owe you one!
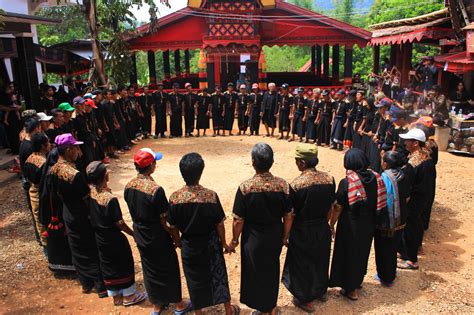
[163,50,171,80]
[344,45,353,85]
[316,45,322,77]
[174,49,181,77]
[332,44,340,80]
[147,50,156,85]
[311,45,316,74]
[184,49,190,77]
[323,44,330,80]
[373,45,380,75]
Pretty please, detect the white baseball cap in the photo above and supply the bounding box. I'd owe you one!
[37,112,53,121]
[399,128,426,142]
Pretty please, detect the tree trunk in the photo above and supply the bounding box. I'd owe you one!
[84,0,107,87]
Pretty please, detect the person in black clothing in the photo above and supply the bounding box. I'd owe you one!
[330,90,350,150]
[38,85,56,114]
[23,132,51,248]
[316,89,333,146]
[183,83,198,137]
[374,151,410,286]
[45,109,64,144]
[276,83,292,140]
[168,153,236,315]
[261,83,278,137]
[249,84,263,136]
[397,128,436,270]
[114,88,131,152]
[449,81,472,114]
[223,83,238,136]
[343,90,357,149]
[0,86,22,154]
[304,88,319,143]
[87,161,146,307]
[368,98,392,172]
[381,110,409,161]
[196,88,211,137]
[59,102,76,135]
[360,98,376,155]
[282,144,334,312]
[169,83,184,138]
[237,84,250,136]
[211,86,226,137]
[124,148,191,315]
[84,99,105,163]
[139,86,154,138]
[229,143,294,314]
[351,90,369,149]
[50,133,106,297]
[329,148,386,301]
[153,82,168,139]
[290,87,306,142]
[72,96,94,171]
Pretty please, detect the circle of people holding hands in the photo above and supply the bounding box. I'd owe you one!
[20,78,438,314]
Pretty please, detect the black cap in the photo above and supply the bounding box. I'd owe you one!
[227,82,234,87]
[86,161,107,183]
[281,83,289,89]
[321,89,330,96]
[336,89,346,95]
[297,87,304,93]
[349,89,357,97]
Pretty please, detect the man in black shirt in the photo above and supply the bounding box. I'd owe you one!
[261,83,278,137]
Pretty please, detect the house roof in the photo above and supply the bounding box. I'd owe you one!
[0,11,61,25]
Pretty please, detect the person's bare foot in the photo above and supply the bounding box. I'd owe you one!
[113,295,123,306]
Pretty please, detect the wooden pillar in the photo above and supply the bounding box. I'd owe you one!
[344,45,353,85]
[214,54,221,88]
[323,44,330,80]
[258,50,268,90]
[332,44,340,80]
[16,36,39,108]
[147,50,156,85]
[130,52,138,85]
[174,49,181,78]
[206,53,215,91]
[197,49,207,90]
[390,44,398,68]
[400,43,412,88]
[184,49,190,78]
[373,45,380,75]
[163,50,171,80]
[311,45,316,74]
[316,45,322,78]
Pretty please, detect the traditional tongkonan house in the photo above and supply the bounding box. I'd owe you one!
[127,0,371,90]
[369,0,473,94]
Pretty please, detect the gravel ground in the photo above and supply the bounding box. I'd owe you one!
[0,134,473,314]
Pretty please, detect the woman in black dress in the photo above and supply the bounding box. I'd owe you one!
[329,148,387,301]
[211,86,226,136]
[196,89,211,136]
[316,90,333,146]
[304,89,319,143]
[39,147,76,275]
[375,151,410,286]
[351,90,368,149]
[290,88,306,142]
[50,134,106,296]
[249,84,263,136]
[169,83,184,138]
[87,161,146,306]
[168,153,237,315]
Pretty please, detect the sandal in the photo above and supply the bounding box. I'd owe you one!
[98,290,108,298]
[123,291,147,306]
[231,304,241,315]
[150,304,169,315]
[113,295,123,306]
[397,260,419,270]
[292,297,315,313]
[340,289,358,301]
[174,301,193,315]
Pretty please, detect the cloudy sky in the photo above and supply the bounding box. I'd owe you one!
[131,0,188,24]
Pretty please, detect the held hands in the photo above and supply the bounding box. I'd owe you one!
[225,240,239,254]
[283,238,289,247]
[330,225,336,240]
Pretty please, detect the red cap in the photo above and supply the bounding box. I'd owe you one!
[84,99,97,109]
[133,148,163,168]
[134,92,141,97]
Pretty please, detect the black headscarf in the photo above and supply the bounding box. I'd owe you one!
[344,148,374,184]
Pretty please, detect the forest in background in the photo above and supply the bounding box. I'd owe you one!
[36,0,444,86]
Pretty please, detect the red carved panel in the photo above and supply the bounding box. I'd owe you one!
[209,23,255,37]
[210,1,257,11]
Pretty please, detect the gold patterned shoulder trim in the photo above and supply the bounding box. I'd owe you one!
[291,169,333,191]
[25,153,46,169]
[90,186,115,207]
[239,173,290,196]
[169,185,218,205]
[125,175,160,196]
[50,160,78,184]
[408,149,430,168]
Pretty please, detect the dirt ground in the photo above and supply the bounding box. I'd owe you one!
[0,133,473,314]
